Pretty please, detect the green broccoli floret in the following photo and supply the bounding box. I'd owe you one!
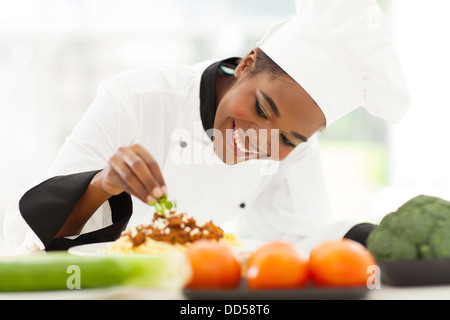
[367,195,450,260]
[429,219,450,258]
[366,227,417,260]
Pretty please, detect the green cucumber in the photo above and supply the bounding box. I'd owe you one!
[0,252,190,291]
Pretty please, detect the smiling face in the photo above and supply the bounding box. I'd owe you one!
[213,49,326,164]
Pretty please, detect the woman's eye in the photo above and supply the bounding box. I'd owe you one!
[254,98,295,149]
[281,134,296,148]
[254,100,268,119]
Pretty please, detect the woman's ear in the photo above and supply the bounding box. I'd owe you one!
[234,49,258,79]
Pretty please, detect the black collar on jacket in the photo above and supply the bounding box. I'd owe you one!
[199,57,240,140]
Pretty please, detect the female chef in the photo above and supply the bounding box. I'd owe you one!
[4,0,409,254]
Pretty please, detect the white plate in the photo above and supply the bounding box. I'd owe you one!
[68,239,265,257]
[68,242,116,257]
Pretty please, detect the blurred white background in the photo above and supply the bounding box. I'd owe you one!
[1,0,449,255]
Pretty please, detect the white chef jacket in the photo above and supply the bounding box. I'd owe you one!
[3,58,356,255]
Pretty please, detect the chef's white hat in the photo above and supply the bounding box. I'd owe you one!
[257,0,410,126]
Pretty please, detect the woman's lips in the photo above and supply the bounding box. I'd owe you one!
[227,120,260,158]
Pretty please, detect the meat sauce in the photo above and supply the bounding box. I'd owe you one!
[122,212,224,247]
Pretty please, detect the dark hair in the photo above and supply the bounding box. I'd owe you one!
[251,48,293,81]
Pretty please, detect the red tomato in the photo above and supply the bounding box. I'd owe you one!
[246,242,309,290]
[185,240,241,289]
[309,239,376,287]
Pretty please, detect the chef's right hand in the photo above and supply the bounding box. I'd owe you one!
[96,144,167,204]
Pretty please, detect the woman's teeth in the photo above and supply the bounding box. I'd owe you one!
[234,131,246,154]
[233,125,251,154]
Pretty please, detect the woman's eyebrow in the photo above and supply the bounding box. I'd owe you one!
[260,90,280,117]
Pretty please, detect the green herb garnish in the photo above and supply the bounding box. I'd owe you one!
[149,195,177,217]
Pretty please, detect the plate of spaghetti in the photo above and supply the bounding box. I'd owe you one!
[68,210,263,257]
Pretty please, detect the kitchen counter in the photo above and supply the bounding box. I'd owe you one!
[1,284,450,300]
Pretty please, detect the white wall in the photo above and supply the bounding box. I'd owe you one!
[372,0,450,220]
